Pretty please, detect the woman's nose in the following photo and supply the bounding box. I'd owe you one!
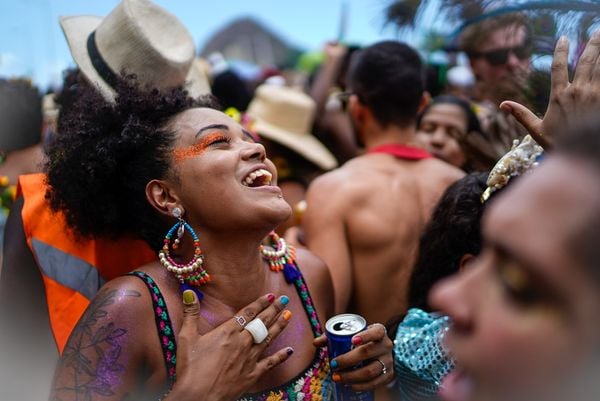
[429,267,479,334]
[241,141,266,161]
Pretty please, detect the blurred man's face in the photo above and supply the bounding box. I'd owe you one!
[431,156,600,401]
[469,24,531,95]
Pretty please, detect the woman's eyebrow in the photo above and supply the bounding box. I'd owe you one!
[196,124,229,138]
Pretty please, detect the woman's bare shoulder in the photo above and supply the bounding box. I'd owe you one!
[295,247,334,319]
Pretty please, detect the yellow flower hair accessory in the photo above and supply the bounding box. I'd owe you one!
[224,107,241,123]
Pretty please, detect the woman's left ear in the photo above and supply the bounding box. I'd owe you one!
[146,179,181,218]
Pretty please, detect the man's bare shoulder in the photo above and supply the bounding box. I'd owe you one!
[344,153,465,185]
[308,161,372,197]
[419,157,466,182]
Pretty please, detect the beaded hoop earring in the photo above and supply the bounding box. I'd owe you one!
[260,231,300,283]
[260,231,296,272]
[158,207,211,296]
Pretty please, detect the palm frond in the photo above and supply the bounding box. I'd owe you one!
[385,0,600,51]
[385,0,432,31]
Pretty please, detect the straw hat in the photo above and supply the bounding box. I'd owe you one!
[59,0,210,102]
[246,85,338,171]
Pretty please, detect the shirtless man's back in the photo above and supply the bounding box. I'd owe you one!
[303,41,464,325]
[305,152,462,323]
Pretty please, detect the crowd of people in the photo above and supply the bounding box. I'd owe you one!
[1,0,600,400]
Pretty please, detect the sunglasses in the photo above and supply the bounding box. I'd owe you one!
[337,91,352,111]
[469,43,531,66]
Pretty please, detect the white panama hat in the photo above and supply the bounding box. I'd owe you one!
[247,84,338,171]
[60,0,210,102]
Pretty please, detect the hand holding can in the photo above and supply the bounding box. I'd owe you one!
[325,314,374,401]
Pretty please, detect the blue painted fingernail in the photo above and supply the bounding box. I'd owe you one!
[281,295,289,305]
[330,359,338,369]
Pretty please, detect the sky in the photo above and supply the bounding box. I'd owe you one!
[0,0,410,90]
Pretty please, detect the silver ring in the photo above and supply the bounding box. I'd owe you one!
[234,315,247,328]
[376,359,387,376]
[244,318,269,344]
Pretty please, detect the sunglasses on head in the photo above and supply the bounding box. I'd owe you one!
[469,43,531,66]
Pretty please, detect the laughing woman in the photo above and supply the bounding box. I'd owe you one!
[46,76,335,401]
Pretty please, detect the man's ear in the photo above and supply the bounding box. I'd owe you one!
[417,91,431,115]
[348,94,372,127]
[146,179,182,218]
[459,253,476,272]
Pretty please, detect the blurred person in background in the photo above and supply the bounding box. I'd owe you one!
[460,13,534,157]
[0,79,45,230]
[309,42,362,164]
[0,79,44,184]
[444,65,476,100]
[208,52,253,112]
[461,13,532,108]
[416,94,500,172]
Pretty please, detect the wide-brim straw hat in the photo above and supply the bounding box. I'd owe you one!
[60,0,210,103]
[247,84,338,171]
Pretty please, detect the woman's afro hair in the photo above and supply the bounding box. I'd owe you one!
[45,74,219,250]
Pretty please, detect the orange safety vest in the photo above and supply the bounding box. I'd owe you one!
[18,173,156,354]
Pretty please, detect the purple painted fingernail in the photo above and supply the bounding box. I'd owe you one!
[286,347,294,356]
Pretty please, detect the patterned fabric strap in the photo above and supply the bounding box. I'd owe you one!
[289,260,323,337]
[128,271,177,386]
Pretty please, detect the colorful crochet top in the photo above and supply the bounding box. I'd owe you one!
[129,256,332,401]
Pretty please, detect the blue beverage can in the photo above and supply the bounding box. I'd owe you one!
[325,313,374,401]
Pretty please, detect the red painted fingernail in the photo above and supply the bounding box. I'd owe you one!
[351,336,362,346]
[267,293,275,303]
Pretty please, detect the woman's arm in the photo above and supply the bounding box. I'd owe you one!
[50,278,294,401]
[50,277,150,401]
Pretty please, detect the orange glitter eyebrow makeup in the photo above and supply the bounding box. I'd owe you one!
[173,133,227,163]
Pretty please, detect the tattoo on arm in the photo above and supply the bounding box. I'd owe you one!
[52,289,141,401]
